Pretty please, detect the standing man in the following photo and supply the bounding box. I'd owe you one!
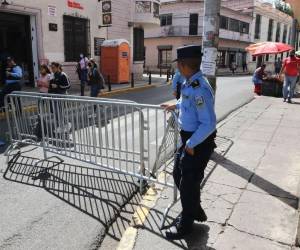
[279,50,300,103]
[0,57,22,107]
[172,69,185,100]
[49,62,70,94]
[162,45,217,240]
[78,53,89,96]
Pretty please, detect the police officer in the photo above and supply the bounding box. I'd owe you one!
[0,57,22,107]
[172,69,185,100]
[162,45,217,240]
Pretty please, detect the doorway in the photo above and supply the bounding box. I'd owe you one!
[0,12,34,86]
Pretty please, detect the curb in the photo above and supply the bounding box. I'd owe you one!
[99,84,156,97]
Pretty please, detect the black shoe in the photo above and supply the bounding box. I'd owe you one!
[283,99,286,102]
[194,206,207,222]
[288,99,292,104]
[165,224,192,240]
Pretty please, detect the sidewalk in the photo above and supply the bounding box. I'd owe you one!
[116,96,300,250]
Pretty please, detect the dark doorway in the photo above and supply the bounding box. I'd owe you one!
[0,12,33,86]
[63,16,89,62]
[189,13,198,35]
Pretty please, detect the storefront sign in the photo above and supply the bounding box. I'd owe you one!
[67,0,84,10]
[49,23,58,32]
[94,37,105,56]
[48,5,57,16]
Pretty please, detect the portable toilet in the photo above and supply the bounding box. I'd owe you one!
[100,39,130,84]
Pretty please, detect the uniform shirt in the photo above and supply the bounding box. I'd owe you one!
[282,56,300,77]
[172,70,185,92]
[6,65,22,85]
[176,71,216,149]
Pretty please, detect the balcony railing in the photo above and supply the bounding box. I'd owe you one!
[160,26,204,37]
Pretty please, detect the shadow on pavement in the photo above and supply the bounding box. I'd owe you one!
[215,152,299,209]
[3,153,140,238]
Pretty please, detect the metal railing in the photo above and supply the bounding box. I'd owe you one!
[4,92,179,228]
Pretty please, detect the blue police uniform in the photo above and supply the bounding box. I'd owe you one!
[0,60,22,107]
[172,70,185,100]
[165,45,217,240]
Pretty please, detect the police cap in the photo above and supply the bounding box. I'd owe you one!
[173,45,202,62]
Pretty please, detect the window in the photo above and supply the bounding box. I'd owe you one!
[63,16,89,62]
[282,25,287,43]
[136,1,151,13]
[229,18,239,32]
[160,14,172,26]
[153,2,159,18]
[220,16,228,30]
[254,14,261,39]
[275,23,281,42]
[266,54,269,62]
[217,51,226,68]
[133,28,144,61]
[252,56,256,62]
[267,19,274,41]
[189,13,198,35]
[158,49,172,68]
[240,21,249,34]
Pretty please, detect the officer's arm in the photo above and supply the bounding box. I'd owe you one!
[186,91,216,149]
[59,74,70,89]
[10,66,23,79]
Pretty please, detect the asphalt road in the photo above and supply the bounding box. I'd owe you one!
[0,76,253,250]
[111,76,254,121]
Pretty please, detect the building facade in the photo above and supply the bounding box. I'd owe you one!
[144,0,253,74]
[0,0,160,85]
[222,0,296,72]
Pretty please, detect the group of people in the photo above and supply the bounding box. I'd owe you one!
[76,54,105,97]
[252,50,299,103]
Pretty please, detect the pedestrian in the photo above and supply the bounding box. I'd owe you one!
[252,64,266,96]
[0,57,22,107]
[230,61,237,75]
[88,59,105,97]
[274,58,282,75]
[161,45,217,240]
[242,62,248,72]
[36,64,51,93]
[279,50,300,103]
[77,53,89,96]
[172,69,185,100]
[49,62,70,94]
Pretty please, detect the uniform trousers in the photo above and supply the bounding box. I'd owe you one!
[173,130,216,228]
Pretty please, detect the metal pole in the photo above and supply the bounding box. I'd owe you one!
[166,70,169,83]
[107,75,111,92]
[149,72,152,85]
[131,73,134,88]
[201,0,221,93]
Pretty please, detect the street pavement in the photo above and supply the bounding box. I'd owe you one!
[0,76,255,250]
[114,96,300,250]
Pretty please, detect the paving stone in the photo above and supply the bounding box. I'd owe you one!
[214,226,291,250]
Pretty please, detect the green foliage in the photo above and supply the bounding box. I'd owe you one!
[275,0,294,17]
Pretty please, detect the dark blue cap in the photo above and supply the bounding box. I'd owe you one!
[173,45,202,62]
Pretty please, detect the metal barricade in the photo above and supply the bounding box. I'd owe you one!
[5,92,180,228]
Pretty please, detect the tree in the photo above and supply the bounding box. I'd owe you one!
[275,0,294,17]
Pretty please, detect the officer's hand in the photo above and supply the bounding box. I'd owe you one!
[185,146,194,156]
[161,104,176,112]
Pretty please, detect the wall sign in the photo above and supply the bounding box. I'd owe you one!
[67,0,84,10]
[48,5,57,16]
[94,37,105,56]
[103,13,112,25]
[102,1,111,13]
[49,23,58,31]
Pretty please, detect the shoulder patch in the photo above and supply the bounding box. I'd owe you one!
[191,79,201,88]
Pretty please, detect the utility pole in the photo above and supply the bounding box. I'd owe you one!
[201,0,221,92]
[290,18,297,48]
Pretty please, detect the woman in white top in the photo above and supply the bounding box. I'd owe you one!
[37,64,51,93]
